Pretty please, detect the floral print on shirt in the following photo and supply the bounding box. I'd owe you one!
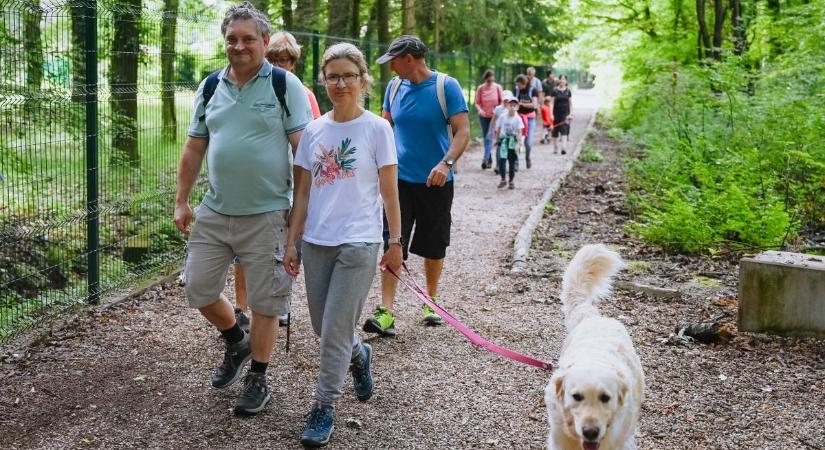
[312,137,357,187]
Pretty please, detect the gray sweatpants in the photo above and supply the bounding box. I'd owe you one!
[302,241,380,405]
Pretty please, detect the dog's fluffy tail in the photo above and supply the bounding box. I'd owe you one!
[560,244,624,331]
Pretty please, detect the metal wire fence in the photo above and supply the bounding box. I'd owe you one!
[0,0,579,340]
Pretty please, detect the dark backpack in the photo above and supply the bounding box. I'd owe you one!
[199,65,291,122]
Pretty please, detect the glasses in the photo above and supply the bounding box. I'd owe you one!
[324,73,361,86]
[269,56,294,65]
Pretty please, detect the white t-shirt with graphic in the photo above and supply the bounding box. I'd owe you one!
[496,112,525,136]
[294,111,397,246]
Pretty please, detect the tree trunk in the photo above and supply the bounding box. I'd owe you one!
[377,0,390,101]
[711,0,726,60]
[110,0,141,166]
[350,0,361,38]
[402,0,415,35]
[70,0,86,104]
[282,0,293,30]
[248,0,269,15]
[161,0,178,141]
[294,0,320,80]
[730,0,746,55]
[24,0,43,112]
[327,1,352,39]
[696,0,711,61]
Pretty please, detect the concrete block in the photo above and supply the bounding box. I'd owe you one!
[738,251,825,338]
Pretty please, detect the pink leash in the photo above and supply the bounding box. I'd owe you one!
[386,264,553,372]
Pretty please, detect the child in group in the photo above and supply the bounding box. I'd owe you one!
[494,94,525,189]
[540,97,553,144]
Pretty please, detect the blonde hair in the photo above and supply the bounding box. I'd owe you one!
[267,31,302,62]
[319,43,373,94]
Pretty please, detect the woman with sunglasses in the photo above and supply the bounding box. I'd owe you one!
[283,42,402,447]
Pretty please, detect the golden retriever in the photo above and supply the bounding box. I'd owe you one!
[545,244,645,450]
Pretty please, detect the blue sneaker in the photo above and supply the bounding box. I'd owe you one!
[350,343,373,401]
[300,403,335,447]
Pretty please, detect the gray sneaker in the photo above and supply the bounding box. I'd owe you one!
[211,332,251,389]
[234,309,250,333]
[233,371,271,416]
[350,343,373,401]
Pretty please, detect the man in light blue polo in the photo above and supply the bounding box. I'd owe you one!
[173,2,310,416]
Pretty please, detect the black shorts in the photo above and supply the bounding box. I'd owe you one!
[383,180,454,260]
[551,122,570,137]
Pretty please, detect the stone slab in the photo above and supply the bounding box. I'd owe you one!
[738,251,825,337]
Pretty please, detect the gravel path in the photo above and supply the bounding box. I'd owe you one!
[3,90,821,450]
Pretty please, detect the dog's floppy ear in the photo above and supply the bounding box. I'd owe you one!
[616,373,628,406]
[553,375,565,402]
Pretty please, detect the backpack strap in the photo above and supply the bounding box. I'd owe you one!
[198,68,223,122]
[387,76,402,121]
[199,65,291,123]
[271,65,291,118]
[435,72,453,144]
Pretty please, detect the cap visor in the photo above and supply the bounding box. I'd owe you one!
[376,53,395,64]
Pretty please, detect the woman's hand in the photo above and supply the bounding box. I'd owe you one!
[379,245,403,274]
[283,245,301,277]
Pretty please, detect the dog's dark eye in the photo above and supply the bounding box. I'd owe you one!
[572,393,583,401]
[599,394,611,403]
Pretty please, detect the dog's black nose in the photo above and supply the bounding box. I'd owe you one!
[582,427,600,441]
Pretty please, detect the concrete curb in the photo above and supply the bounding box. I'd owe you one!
[511,110,598,273]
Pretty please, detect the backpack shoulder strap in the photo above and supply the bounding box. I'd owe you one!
[271,66,291,118]
[199,69,223,122]
[388,76,402,112]
[436,72,455,147]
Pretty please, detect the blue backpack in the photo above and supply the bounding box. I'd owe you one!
[199,65,291,123]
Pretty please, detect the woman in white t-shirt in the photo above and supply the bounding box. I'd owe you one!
[283,42,402,447]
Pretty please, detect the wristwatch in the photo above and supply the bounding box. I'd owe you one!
[387,236,403,246]
[441,158,455,168]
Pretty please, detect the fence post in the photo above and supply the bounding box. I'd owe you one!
[364,39,371,111]
[85,0,100,303]
[312,32,320,99]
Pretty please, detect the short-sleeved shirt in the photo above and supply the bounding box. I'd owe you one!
[294,111,397,246]
[496,112,525,137]
[551,87,572,120]
[528,76,543,96]
[383,71,468,184]
[188,62,311,215]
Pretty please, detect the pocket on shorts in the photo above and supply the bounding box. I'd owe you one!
[271,260,293,298]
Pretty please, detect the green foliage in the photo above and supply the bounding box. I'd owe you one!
[583,0,825,254]
[579,144,604,162]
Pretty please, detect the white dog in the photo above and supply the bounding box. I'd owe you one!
[545,244,645,450]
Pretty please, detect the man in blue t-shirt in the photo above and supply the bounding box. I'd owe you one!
[362,35,470,336]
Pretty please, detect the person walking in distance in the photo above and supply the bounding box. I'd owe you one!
[474,69,503,170]
[173,2,311,415]
[513,74,539,168]
[549,74,573,154]
[284,43,402,447]
[363,35,470,336]
[494,93,525,190]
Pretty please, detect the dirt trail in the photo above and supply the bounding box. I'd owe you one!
[1,91,597,448]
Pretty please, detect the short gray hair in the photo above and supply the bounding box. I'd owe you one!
[221,2,271,37]
[319,43,373,94]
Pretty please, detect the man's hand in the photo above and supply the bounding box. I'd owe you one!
[283,245,301,277]
[174,203,193,236]
[379,245,402,274]
[426,161,451,187]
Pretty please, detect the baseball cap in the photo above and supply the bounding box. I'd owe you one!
[502,91,517,103]
[376,35,427,64]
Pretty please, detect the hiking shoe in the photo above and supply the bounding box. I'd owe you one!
[561,148,567,155]
[350,343,374,402]
[422,304,443,326]
[497,179,507,189]
[278,312,290,327]
[363,306,396,336]
[234,308,250,333]
[526,157,532,169]
[509,181,515,190]
[233,371,271,416]
[301,403,335,447]
[481,160,487,170]
[212,332,251,389]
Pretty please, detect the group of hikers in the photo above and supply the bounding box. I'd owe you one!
[172,2,570,447]
[474,66,573,190]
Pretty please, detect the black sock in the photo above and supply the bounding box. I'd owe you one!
[250,360,268,374]
[220,323,245,344]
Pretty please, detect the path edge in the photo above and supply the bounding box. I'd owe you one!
[511,110,598,273]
